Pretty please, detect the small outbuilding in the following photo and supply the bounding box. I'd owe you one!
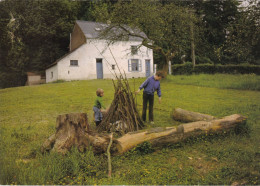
[45,20,154,83]
[26,72,46,86]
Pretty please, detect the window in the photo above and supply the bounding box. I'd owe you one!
[70,60,78,66]
[131,46,138,55]
[111,64,115,70]
[96,58,102,63]
[128,59,142,72]
[131,59,138,71]
[51,72,53,79]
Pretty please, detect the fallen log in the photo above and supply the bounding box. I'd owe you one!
[42,112,246,155]
[172,107,216,122]
[115,114,246,154]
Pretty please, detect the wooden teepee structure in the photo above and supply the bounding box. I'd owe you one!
[97,74,144,134]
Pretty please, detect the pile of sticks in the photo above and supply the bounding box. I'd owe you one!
[97,75,144,134]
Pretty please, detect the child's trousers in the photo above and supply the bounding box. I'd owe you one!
[142,92,154,122]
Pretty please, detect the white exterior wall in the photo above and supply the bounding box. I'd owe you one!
[88,39,153,79]
[57,45,95,81]
[46,39,153,83]
[46,65,58,83]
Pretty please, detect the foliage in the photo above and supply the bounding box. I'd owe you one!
[126,141,155,156]
[0,0,259,87]
[223,0,260,64]
[177,0,259,65]
[0,75,260,184]
[0,0,79,88]
[195,56,214,64]
[173,62,194,75]
[91,0,199,72]
[0,70,27,89]
[172,63,260,76]
[199,0,241,64]
[166,74,260,91]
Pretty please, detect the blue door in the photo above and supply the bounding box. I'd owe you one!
[96,59,103,79]
[145,60,151,77]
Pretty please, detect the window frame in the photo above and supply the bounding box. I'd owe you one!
[131,45,138,55]
[128,59,142,72]
[70,60,79,66]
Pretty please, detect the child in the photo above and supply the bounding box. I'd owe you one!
[135,71,164,124]
[93,88,106,127]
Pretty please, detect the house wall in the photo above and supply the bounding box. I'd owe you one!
[56,44,95,81]
[86,39,153,79]
[46,65,58,83]
[70,23,86,51]
[46,39,153,83]
[27,75,46,86]
[28,75,41,82]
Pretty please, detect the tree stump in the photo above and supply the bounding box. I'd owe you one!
[41,113,113,154]
[42,113,90,154]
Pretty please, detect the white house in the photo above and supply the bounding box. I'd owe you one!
[45,20,154,83]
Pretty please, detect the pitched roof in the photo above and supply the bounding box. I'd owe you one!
[46,21,149,70]
[27,72,42,76]
[76,20,147,41]
[46,44,85,68]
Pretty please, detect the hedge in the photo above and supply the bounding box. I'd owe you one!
[172,63,260,75]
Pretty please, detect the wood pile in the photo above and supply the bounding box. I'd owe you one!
[97,75,144,134]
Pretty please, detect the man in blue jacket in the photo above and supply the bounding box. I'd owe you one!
[136,71,164,124]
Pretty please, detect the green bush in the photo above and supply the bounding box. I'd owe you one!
[134,141,154,155]
[52,79,66,84]
[0,71,27,89]
[195,56,214,64]
[172,64,260,75]
[173,62,193,75]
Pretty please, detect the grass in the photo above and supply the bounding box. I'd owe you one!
[0,74,260,185]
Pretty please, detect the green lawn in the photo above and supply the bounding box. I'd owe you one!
[0,74,259,185]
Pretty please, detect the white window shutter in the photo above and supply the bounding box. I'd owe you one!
[138,60,142,72]
[128,60,132,72]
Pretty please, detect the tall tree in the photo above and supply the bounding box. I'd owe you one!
[91,0,198,74]
[201,0,241,64]
[0,1,28,88]
[223,0,260,64]
[0,0,79,88]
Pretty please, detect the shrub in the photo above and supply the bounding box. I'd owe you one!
[172,64,260,75]
[172,62,193,75]
[0,71,27,89]
[52,79,66,83]
[195,56,214,64]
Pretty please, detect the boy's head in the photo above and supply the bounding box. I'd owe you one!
[96,88,104,97]
[155,71,165,80]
